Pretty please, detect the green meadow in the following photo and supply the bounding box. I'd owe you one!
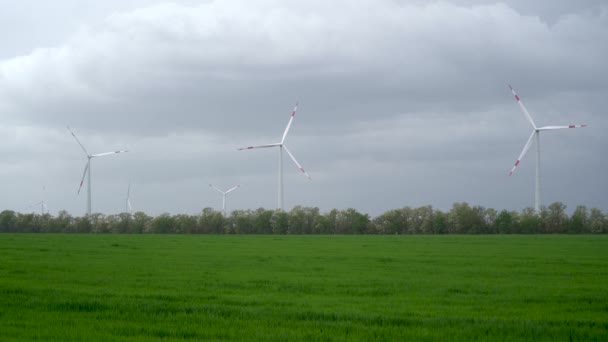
[0,235,606,341]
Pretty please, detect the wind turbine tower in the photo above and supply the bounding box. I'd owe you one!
[126,182,133,214]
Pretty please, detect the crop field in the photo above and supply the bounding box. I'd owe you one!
[0,235,607,341]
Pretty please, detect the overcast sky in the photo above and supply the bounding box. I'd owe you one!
[1,0,606,216]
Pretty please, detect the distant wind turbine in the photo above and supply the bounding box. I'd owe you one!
[238,102,311,210]
[507,85,587,212]
[68,126,128,216]
[126,182,133,214]
[209,184,240,216]
[26,185,48,215]
[26,201,48,215]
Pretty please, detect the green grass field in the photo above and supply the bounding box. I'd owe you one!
[0,235,607,341]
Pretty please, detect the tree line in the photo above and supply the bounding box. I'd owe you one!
[0,202,606,234]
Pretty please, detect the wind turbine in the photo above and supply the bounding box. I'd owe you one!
[126,182,133,214]
[26,185,49,215]
[26,201,48,215]
[209,184,240,216]
[238,102,311,210]
[507,85,587,212]
[68,126,128,216]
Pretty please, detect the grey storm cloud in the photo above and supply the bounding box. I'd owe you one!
[0,0,606,216]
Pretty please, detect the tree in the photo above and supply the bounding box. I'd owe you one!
[302,207,321,234]
[335,208,370,234]
[173,214,198,234]
[495,210,514,234]
[49,210,73,233]
[471,206,489,234]
[589,208,607,234]
[448,203,486,234]
[288,206,307,234]
[569,205,589,234]
[373,209,401,234]
[231,210,254,234]
[253,208,273,234]
[15,213,36,233]
[109,213,132,234]
[131,211,152,233]
[325,209,339,234]
[199,208,225,234]
[32,213,52,233]
[91,213,110,233]
[72,216,92,233]
[149,213,175,234]
[418,206,435,234]
[373,207,411,234]
[271,210,289,234]
[432,210,448,234]
[0,210,17,233]
[313,214,332,234]
[397,207,413,234]
[485,208,498,234]
[2,203,606,235]
[545,202,568,233]
[408,208,422,234]
[518,207,540,234]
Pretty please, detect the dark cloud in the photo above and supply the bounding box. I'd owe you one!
[0,0,606,215]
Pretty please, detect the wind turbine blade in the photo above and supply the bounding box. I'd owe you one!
[77,161,89,194]
[91,150,129,157]
[209,184,226,194]
[538,124,587,131]
[225,185,240,194]
[509,131,536,176]
[283,145,311,180]
[67,126,89,156]
[509,85,537,129]
[281,102,299,144]
[127,199,132,213]
[237,143,280,150]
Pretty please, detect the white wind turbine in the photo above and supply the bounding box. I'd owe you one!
[238,102,311,210]
[26,201,48,215]
[507,85,587,212]
[68,126,129,216]
[126,182,133,214]
[26,186,48,215]
[209,184,240,216]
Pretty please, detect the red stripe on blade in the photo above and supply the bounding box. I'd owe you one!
[514,160,520,167]
[514,95,520,101]
[569,125,575,128]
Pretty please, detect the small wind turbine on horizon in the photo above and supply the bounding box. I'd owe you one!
[209,184,240,216]
[26,201,48,215]
[68,126,129,216]
[238,102,311,210]
[25,185,48,215]
[507,85,587,213]
[126,182,133,214]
